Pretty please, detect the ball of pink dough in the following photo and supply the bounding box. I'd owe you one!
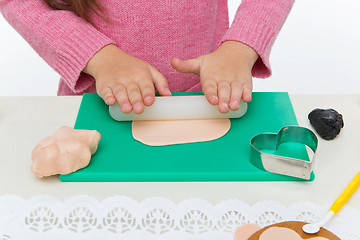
[31,126,101,178]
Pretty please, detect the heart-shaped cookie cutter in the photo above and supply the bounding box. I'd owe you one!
[250,126,318,180]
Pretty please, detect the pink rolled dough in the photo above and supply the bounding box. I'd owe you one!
[132,118,231,146]
[259,227,328,240]
[234,224,331,240]
[31,126,101,178]
[235,224,262,240]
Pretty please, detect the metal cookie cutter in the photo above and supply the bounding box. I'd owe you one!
[250,126,318,180]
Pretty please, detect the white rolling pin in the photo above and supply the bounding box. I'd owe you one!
[109,95,247,121]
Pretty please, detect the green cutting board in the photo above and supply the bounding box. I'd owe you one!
[60,92,314,182]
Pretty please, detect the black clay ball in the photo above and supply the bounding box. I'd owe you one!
[308,108,344,140]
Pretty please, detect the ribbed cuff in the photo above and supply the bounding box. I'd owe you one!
[222,0,294,78]
[222,20,273,78]
[1,0,116,93]
[54,25,115,93]
[48,17,115,93]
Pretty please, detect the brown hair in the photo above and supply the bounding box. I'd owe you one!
[43,0,104,22]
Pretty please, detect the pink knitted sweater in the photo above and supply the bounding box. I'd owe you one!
[0,0,294,95]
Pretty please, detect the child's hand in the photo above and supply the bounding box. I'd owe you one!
[84,44,171,114]
[171,41,258,113]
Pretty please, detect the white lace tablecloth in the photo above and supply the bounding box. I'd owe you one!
[0,195,359,240]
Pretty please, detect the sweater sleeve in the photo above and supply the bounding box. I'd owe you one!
[0,0,115,93]
[222,0,295,78]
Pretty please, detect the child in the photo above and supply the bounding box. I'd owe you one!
[0,0,294,114]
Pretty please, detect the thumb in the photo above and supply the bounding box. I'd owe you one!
[87,130,101,155]
[171,57,202,75]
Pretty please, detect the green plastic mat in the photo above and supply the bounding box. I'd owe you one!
[60,92,314,182]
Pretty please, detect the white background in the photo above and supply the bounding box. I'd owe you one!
[0,0,359,96]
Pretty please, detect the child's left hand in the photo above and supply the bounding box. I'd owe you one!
[171,40,258,113]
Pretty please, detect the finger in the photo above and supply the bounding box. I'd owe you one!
[112,83,133,113]
[201,77,218,105]
[97,84,116,105]
[171,57,201,75]
[126,82,144,114]
[217,81,231,113]
[138,78,156,106]
[149,66,172,96]
[242,81,253,102]
[229,81,243,110]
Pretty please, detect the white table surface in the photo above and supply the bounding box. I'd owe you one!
[0,94,359,209]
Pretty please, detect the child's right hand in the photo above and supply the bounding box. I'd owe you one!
[83,44,171,114]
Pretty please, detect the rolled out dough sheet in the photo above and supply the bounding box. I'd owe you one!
[132,119,231,146]
[259,227,328,240]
